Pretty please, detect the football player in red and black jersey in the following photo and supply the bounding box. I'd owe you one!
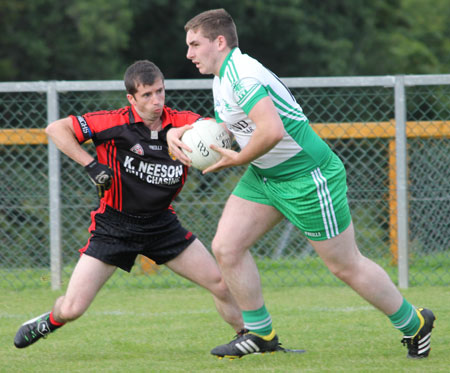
[14,60,243,349]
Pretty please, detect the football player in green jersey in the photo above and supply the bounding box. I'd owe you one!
[167,8,435,360]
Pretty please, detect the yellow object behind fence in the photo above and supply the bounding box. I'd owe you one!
[1,120,448,267]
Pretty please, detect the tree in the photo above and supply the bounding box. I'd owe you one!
[231,0,406,77]
[0,0,132,80]
[385,0,450,74]
[0,0,448,81]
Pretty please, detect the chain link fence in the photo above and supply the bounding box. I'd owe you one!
[0,76,449,290]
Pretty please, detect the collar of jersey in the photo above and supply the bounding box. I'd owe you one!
[130,104,142,124]
[219,47,239,79]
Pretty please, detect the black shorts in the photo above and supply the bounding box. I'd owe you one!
[79,204,196,272]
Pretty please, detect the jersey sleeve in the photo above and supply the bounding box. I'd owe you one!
[71,115,93,144]
[71,109,128,144]
[232,77,269,115]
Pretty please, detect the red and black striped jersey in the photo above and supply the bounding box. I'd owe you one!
[71,105,202,216]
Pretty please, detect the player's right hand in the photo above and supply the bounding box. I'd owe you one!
[84,159,113,198]
[166,125,193,166]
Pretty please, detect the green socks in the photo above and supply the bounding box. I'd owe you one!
[243,299,421,339]
[242,304,273,337]
[388,298,421,336]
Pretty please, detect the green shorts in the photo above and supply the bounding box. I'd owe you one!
[232,153,351,241]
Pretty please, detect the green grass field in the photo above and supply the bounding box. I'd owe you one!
[1,286,449,372]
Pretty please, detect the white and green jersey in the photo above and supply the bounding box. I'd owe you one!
[213,48,331,179]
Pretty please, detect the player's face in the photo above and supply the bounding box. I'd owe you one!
[186,29,222,76]
[127,79,165,123]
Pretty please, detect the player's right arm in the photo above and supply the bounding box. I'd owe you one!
[45,117,94,167]
[203,97,284,174]
[46,117,113,198]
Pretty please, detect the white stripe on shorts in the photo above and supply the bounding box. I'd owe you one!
[311,167,339,239]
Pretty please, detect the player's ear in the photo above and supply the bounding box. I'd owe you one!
[126,93,136,106]
[216,35,228,51]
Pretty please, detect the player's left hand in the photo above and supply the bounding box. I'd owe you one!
[202,145,240,174]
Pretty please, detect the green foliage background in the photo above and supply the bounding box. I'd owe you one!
[1,0,449,81]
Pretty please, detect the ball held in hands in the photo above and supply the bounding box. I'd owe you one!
[181,119,231,171]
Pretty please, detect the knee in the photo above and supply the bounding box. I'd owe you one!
[210,277,233,300]
[328,263,352,282]
[327,255,365,283]
[211,237,243,268]
[211,236,225,262]
[58,298,86,322]
[198,264,231,300]
[212,241,235,268]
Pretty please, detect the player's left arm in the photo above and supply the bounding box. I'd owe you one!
[203,96,284,173]
[166,125,194,165]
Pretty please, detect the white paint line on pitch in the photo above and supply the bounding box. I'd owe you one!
[86,308,216,318]
[298,306,375,312]
[0,308,216,320]
[2,305,375,320]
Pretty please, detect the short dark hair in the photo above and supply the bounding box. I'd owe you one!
[124,60,164,95]
[184,8,238,49]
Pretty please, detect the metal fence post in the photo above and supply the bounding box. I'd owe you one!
[1,76,449,289]
[47,82,62,290]
[394,76,409,289]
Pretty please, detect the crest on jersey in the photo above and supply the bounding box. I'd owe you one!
[130,144,144,156]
